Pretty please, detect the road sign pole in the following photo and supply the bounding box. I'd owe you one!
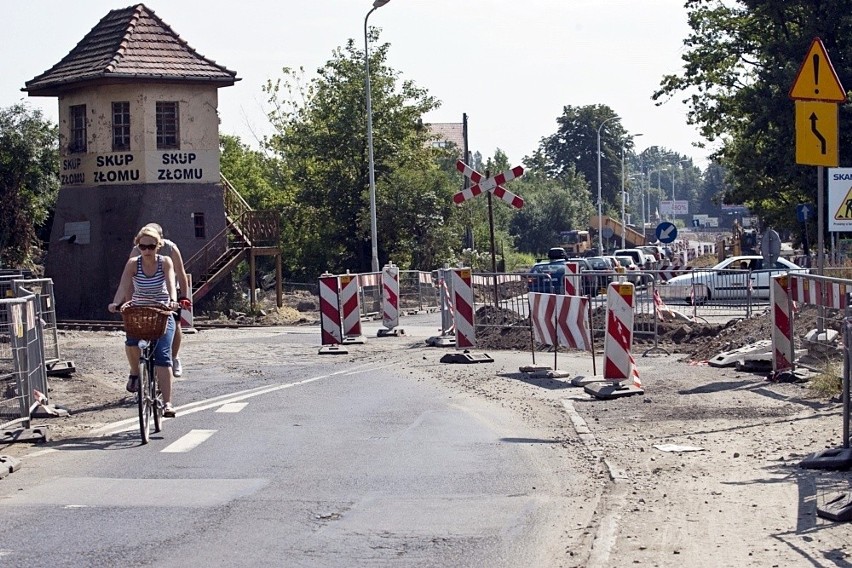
[487,190,499,307]
[818,166,825,333]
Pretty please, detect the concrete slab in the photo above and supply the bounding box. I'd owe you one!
[584,381,644,399]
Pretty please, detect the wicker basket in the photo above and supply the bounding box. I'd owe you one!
[121,306,171,341]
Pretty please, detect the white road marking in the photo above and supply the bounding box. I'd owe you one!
[216,402,247,413]
[89,362,390,437]
[161,429,216,453]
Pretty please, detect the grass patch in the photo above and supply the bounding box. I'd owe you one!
[809,360,843,398]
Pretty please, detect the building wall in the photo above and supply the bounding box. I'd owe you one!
[46,182,227,320]
[43,82,230,319]
[57,83,220,187]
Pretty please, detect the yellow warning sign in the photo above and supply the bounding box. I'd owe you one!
[789,37,846,102]
[795,101,838,166]
[834,185,852,221]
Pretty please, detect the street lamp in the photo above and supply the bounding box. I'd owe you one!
[364,0,390,273]
[649,168,668,223]
[621,134,643,248]
[596,115,619,253]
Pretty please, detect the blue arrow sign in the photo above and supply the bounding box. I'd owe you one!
[655,222,678,244]
[796,203,815,223]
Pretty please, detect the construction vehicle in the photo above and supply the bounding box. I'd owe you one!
[588,215,647,251]
[558,229,592,255]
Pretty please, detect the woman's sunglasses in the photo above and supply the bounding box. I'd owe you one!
[138,243,158,251]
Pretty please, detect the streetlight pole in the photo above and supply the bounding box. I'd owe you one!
[620,134,642,248]
[364,0,390,273]
[649,168,667,224]
[596,115,619,254]
[670,159,689,223]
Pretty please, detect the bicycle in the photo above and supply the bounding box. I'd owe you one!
[120,303,172,443]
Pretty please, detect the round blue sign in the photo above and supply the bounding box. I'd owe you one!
[655,222,678,244]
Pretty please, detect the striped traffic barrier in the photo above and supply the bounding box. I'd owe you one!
[604,281,635,381]
[451,268,475,349]
[583,281,643,398]
[339,272,364,343]
[790,275,848,309]
[378,263,402,336]
[563,261,580,296]
[180,274,197,334]
[771,275,793,376]
[318,273,347,354]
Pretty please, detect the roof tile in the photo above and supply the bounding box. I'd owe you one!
[25,3,238,95]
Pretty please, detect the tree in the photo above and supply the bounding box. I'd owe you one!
[263,31,459,277]
[532,104,636,209]
[0,104,58,268]
[653,0,852,230]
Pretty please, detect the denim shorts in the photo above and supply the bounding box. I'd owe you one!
[125,314,175,367]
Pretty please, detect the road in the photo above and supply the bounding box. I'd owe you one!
[0,318,592,567]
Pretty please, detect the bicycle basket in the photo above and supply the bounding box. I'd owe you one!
[121,306,171,341]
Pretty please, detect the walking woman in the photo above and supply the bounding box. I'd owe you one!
[108,225,179,417]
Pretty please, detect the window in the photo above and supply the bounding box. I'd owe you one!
[192,213,206,238]
[69,105,87,153]
[156,101,179,149]
[112,102,131,151]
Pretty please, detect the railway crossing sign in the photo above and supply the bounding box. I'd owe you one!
[454,161,524,209]
[655,221,678,244]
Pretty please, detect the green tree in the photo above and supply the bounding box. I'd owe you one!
[532,104,636,209]
[653,0,852,230]
[263,31,458,277]
[0,104,58,268]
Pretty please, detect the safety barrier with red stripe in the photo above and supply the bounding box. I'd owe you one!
[563,262,580,296]
[604,282,635,381]
[789,274,848,309]
[339,273,362,338]
[382,263,400,330]
[657,263,688,282]
[180,274,196,333]
[770,275,793,375]
[441,275,455,334]
[528,293,590,350]
[451,268,475,348]
[319,274,342,345]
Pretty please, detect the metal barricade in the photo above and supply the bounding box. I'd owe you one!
[0,294,43,430]
[13,279,60,365]
[399,270,439,313]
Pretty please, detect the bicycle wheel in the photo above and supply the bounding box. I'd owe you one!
[138,351,153,444]
[152,366,162,433]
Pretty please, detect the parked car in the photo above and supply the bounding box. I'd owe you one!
[615,255,641,285]
[526,258,600,296]
[613,248,655,283]
[658,255,806,303]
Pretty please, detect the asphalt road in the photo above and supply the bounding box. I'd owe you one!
[0,319,581,567]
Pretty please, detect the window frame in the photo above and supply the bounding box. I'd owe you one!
[156,101,180,149]
[192,212,206,239]
[112,101,131,152]
[69,104,87,153]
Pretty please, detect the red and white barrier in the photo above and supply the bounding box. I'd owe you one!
[451,268,475,348]
[563,262,580,296]
[382,263,400,330]
[789,275,848,309]
[180,274,196,333]
[658,263,687,282]
[528,293,591,350]
[319,273,342,345]
[339,273,362,338]
[441,275,455,334]
[604,282,635,381]
[771,275,793,374]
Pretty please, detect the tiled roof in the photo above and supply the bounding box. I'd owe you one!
[428,123,466,152]
[25,3,238,95]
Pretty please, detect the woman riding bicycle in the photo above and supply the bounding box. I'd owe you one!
[108,225,179,417]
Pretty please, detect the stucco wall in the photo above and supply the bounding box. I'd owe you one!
[45,182,227,320]
[57,83,220,186]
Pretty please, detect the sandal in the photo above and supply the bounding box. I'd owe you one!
[163,403,176,418]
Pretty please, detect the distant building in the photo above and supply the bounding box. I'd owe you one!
[24,4,238,318]
[427,122,465,157]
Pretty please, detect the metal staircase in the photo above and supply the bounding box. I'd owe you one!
[184,174,280,303]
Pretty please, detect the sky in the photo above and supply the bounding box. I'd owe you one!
[3,0,715,168]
